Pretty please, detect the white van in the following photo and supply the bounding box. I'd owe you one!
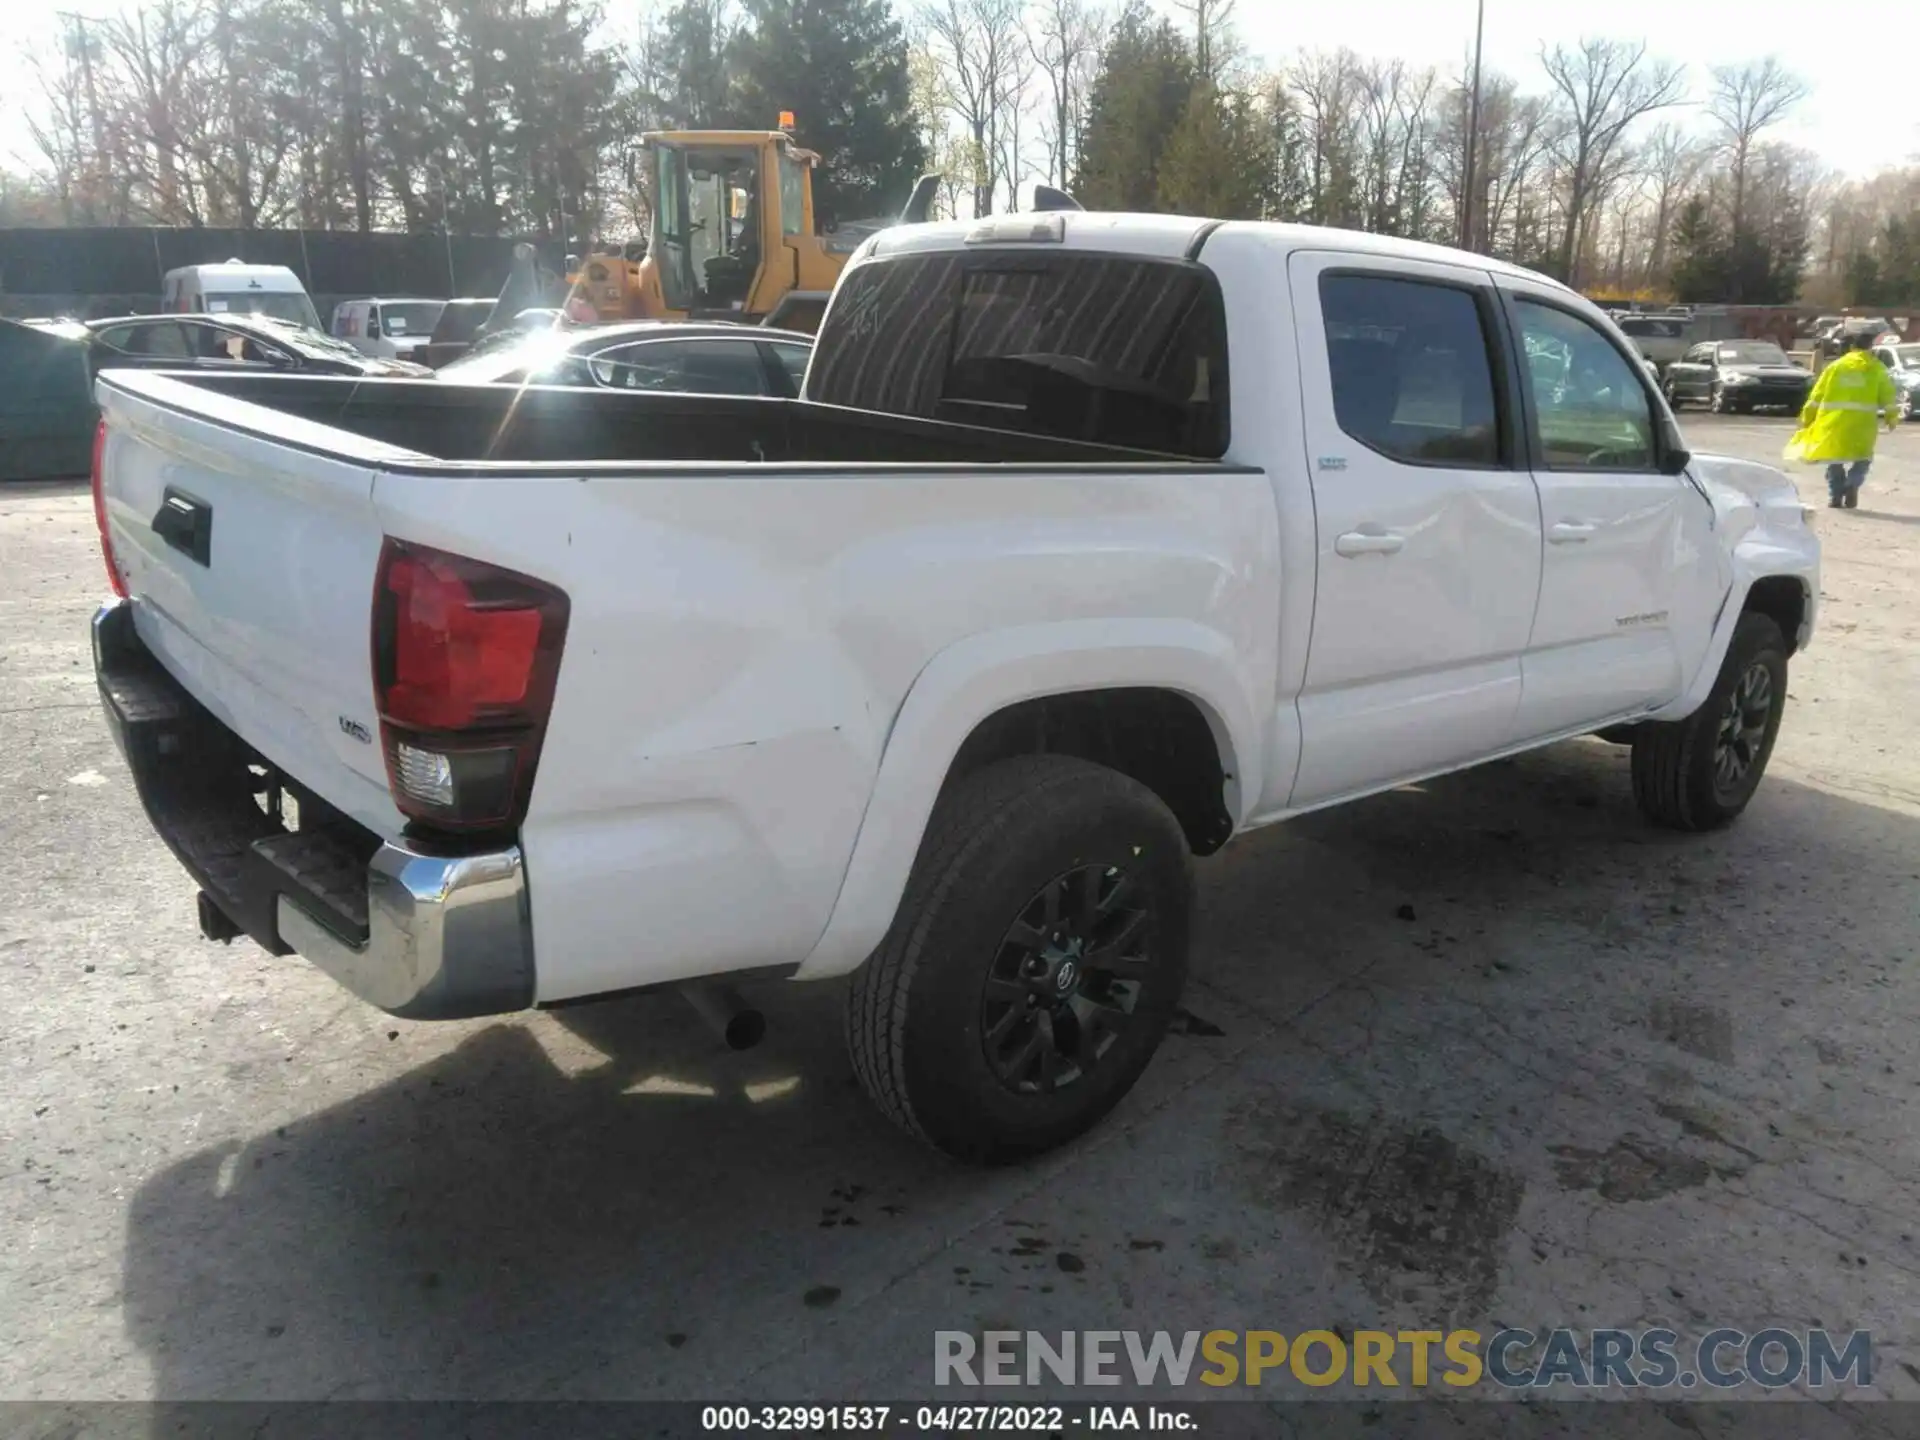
[161,261,322,331]
[329,297,447,360]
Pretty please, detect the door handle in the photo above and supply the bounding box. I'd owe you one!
[1548,520,1597,544]
[1334,529,1405,558]
[152,487,214,567]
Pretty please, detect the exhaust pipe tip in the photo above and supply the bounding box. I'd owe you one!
[724,1007,767,1052]
[682,982,766,1051]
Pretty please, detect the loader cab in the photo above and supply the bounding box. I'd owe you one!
[643,128,828,327]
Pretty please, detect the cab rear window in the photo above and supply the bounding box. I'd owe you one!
[807,251,1230,457]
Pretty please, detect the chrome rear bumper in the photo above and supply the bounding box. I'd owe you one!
[94,598,535,1019]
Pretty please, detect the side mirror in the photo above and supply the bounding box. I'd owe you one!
[1659,443,1691,476]
[366,318,383,340]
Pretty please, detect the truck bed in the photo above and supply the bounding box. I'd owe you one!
[120,371,1212,470]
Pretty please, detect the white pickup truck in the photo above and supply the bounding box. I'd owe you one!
[91,212,1818,1163]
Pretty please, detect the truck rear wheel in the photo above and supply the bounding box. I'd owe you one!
[847,756,1193,1164]
[1630,612,1788,831]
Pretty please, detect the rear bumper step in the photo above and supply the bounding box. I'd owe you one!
[93,599,535,1020]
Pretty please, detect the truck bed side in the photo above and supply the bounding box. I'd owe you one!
[97,372,1280,1005]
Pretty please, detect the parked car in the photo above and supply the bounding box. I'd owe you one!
[330,297,447,361]
[85,313,433,378]
[1816,317,1889,364]
[435,320,812,395]
[1662,340,1813,414]
[90,211,1817,1163]
[2,311,426,481]
[0,318,95,480]
[416,297,501,369]
[1614,313,1690,372]
[1874,341,1920,421]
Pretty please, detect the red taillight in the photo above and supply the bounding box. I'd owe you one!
[91,421,128,598]
[371,539,569,835]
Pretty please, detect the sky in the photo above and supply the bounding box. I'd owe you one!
[4,0,1917,180]
[1220,0,1919,178]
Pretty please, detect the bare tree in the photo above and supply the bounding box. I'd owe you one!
[1291,49,1363,228]
[1706,58,1808,239]
[1539,37,1683,284]
[1170,0,1236,86]
[1638,122,1703,284]
[25,35,97,225]
[919,0,1027,216]
[994,37,1037,210]
[1029,0,1104,188]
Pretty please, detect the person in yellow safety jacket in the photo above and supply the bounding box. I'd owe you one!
[1786,331,1900,509]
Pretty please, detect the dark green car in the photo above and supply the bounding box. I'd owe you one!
[1,312,433,481]
[0,319,96,482]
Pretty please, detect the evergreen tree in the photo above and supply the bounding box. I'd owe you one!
[1072,0,1193,211]
[728,0,925,226]
[1157,82,1270,218]
[638,0,738,130]
[1667,194,1725,302]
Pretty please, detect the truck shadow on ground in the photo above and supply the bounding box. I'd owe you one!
[119,739,1920,1402]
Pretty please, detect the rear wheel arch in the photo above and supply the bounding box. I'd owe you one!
[795,628,1258,980]
[941,687,1236,856]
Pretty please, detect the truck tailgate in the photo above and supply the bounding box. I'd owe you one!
[97,371,414,837]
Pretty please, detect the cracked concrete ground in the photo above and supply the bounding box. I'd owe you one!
[2,415,1917,1426]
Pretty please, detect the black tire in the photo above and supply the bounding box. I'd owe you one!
[1664,383,1685,411]
[847,755,1193,1164]
[1630,612,1789,832]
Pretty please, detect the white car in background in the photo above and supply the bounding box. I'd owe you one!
[1615,313,1691,373]
[330,298,448,361]
[1873,340,1920,421]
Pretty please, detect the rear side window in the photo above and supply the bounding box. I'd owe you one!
[98,322,191,358]
[807,252,1229,457]
[587,339,769,395]
[1320,273,1500,466]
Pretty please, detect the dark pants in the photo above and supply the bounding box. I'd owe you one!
[1827,460,1870,502]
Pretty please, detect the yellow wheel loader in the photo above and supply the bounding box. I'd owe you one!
[568,120,940,334]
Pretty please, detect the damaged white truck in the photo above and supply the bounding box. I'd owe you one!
[91,212,1818,1162]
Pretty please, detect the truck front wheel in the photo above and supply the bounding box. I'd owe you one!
[847,756,1193,1164]
[1630,612,1789,831]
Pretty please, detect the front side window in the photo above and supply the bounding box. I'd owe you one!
[808,253,1229,456]
[184,323,285,366]
[779,153,807,238]
[588,339,770,395]
[768,341,810,395]
[1319,273,1500,467]
[1514,301,1656,471]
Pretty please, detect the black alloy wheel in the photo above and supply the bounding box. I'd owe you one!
[1711,659,1775,802]
[980,863,1152,1095]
